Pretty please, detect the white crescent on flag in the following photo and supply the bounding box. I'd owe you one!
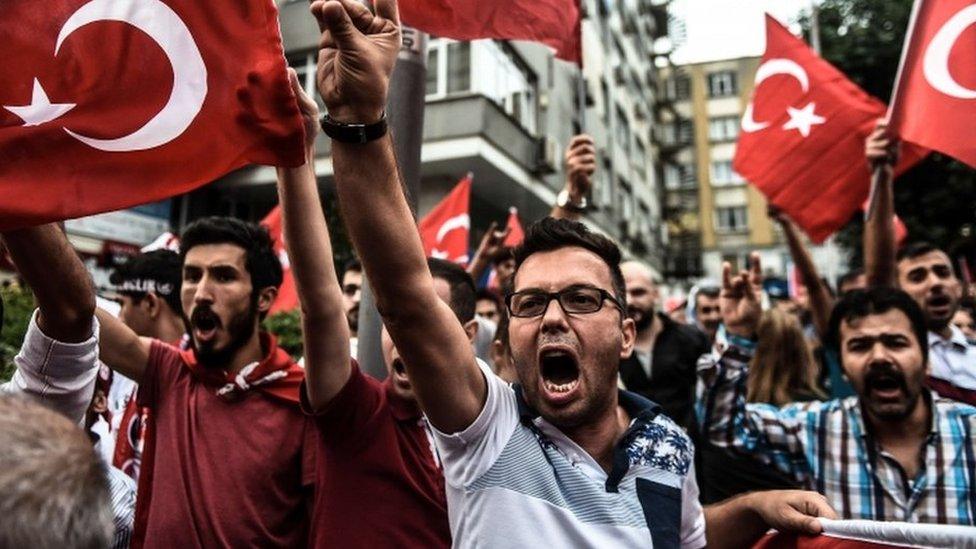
[742,58,811,133]
[923,4,976,99]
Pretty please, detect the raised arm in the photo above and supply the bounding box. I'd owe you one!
[768,206,834,337]
[466,221,510,283]
[312,0,483,432]
[277,69,351,411]
[550,134,596,220]
[863,120,899,289]
[3,224,94,343]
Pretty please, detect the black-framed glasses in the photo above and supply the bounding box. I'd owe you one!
[505,286,624,318]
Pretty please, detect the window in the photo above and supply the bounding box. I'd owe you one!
[707,71,738,97]
[664,75,691,101]
[708,116,740,142]
[677,119,694,145]
[710,160,743,186]
[715,207,748,232]
[601,79,610,125]
[633,138,647,179]
[618,180,634,220]
[425,48,440,95]
[664,163,695,189]
[286,50,325,110]
[446,42,471,93]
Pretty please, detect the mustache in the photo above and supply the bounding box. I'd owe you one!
[864,363,908,391]
[190,305,221,328]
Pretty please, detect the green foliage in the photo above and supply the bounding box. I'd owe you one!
[0,284,36,383]
[263,309,304,361]
[807,0,976,267]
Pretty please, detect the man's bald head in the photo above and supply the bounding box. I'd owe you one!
[0,394,113,548]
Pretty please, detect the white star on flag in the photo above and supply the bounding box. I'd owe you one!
[4,78,76,127]
[782,102,826,137]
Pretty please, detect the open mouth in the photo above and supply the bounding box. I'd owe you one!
[539,348,580,399]
[866,371,906,399]
[191,308,221,342]
[392,358,407,376]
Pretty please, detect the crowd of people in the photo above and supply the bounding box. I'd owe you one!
[0,0,974,547]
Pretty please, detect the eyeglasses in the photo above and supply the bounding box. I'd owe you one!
[505,286,624,318]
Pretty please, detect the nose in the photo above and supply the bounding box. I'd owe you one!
[540,296,570,333]
[193,274,216,306]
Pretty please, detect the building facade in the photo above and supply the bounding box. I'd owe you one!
[169,0,671,273]
[659,56,843,287]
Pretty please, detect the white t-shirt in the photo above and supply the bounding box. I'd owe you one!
[433,360,707,548]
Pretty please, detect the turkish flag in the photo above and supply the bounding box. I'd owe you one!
[260,205,298,315]
[752,518,974,548]
[503,207,525,247]
[399,0,582,64]
[734,16,926,243]
[0,0,305,230]
[419,175,472,265]
[889,0,976,168]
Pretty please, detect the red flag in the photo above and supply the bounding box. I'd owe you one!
[890,0,976,168]
[503,207,525,247]
[261,206,298,315]
[419,175,472,265]
[399,0,582,64]
[734,16,926,243]
[0,0,305,230]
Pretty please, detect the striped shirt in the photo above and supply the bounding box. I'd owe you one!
[697,342,976,525]
[107,464,136,548]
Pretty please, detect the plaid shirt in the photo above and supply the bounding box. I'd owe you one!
[696,341,976,525]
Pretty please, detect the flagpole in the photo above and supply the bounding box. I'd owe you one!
[356,25,429,380]
[809,0,822,55]
[887,0,924,125]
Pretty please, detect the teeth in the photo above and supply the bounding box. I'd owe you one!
[544,379,579,394]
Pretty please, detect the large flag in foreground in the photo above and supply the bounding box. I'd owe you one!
[419,175,472,265]
[261,206,298,315]
[0,0,305,230]
[889,0,976,168]
[399,0,581,64]
[734,16,925,243]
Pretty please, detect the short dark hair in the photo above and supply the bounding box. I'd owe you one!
[897,241,942,263]
[825,287,929,363]
[428,258,476,323]
[512,217,626,307]
[179,217,283,293]
[110,249,183,313]
[696,286,720,302]
[490,246,515,266]
[837,268,864,293]
[476,288,503,308]
[342,258,362,278]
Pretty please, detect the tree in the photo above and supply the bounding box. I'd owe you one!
[806,0,976,268]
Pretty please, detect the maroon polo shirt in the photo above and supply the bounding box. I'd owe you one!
[135,341,315,548]
[305,366,451,548]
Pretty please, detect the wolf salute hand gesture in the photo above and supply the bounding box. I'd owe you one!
[311,0,401,124]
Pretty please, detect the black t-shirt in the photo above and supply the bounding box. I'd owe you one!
[618,314,710,429]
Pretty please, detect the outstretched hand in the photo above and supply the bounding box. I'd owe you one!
[746,490,838,536]
[720,252,763,338]
[311,0,401,124]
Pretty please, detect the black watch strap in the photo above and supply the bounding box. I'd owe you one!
[320,113,388,144]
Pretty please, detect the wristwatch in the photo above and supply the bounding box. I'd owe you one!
[320,113,388,144]
[556,189,588,213]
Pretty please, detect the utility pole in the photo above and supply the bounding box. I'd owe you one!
[356,26,428,380]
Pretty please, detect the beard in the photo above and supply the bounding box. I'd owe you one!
[190,298,259,369]
[859,363,921,422]
[346,305,360,333]
[628,306,655,331]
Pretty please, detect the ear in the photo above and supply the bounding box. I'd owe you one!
[620,316,636,360]
[256,286,278,316]
[145,293,162,320]
[463,318,479,344]
[90,390,108,414]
